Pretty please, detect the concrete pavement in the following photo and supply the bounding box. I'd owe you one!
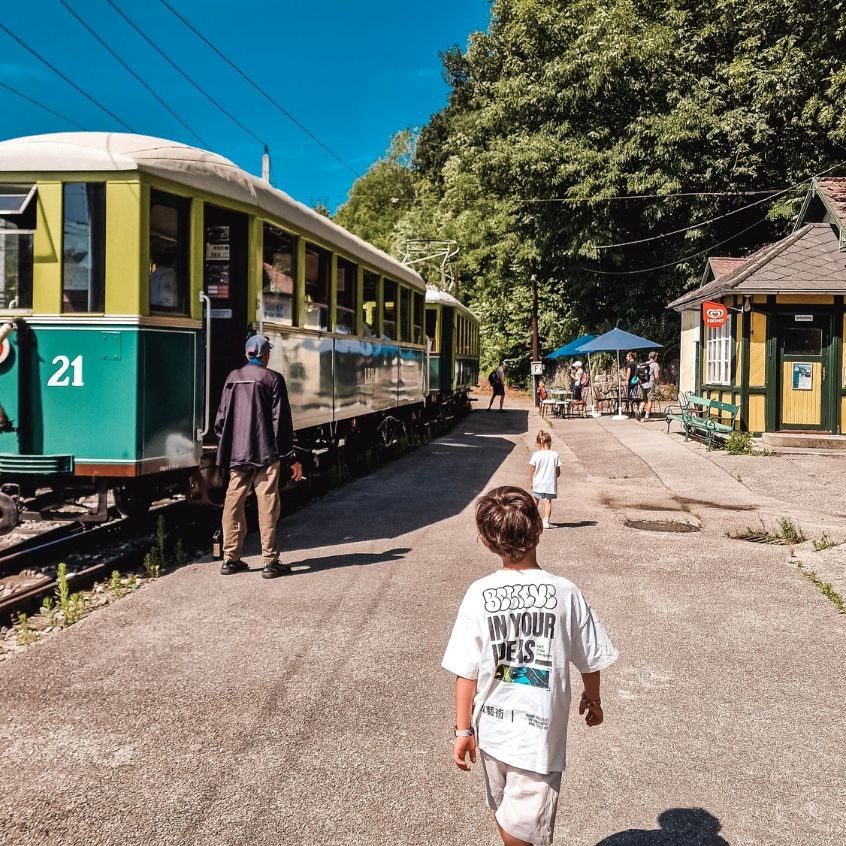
[1,400,844,845]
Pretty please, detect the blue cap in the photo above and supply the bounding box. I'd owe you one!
[245,334,272,357]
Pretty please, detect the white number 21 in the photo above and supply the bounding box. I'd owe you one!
[47,354,84,387]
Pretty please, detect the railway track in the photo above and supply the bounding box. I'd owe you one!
[0,501,214,624]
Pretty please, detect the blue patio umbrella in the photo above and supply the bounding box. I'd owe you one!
[546,334,595,359]
[578,329,663,420]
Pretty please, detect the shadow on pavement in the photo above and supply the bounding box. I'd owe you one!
[285,547,411,573]
[594,808,730,846]
[550,520,597,529]
[281,409,529,552]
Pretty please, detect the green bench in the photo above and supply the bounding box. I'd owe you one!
[665,394,740,451]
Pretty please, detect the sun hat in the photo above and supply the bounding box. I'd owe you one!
[245,334,273,357]
[573,360,583,367]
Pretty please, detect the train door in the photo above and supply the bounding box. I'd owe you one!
[777,311,831,431]
[440,305,454,391]
[203,204,249,440]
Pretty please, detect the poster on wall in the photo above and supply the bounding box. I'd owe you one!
[792,362,813,391]
[206,264,230,299]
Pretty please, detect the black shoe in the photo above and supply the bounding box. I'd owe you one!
[262,560,292,579]
[220,559,248,575]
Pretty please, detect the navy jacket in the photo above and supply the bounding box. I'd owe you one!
[214,362,295,469]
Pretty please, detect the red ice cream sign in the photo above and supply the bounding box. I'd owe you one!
[702,300,728,327]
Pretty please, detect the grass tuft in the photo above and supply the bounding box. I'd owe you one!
[727,516,806,545]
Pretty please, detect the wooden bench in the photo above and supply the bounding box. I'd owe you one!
[665,394,740,450]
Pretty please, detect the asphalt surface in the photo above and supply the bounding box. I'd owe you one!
[2,400,845,846]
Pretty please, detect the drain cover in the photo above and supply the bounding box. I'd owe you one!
[625,519,700,533]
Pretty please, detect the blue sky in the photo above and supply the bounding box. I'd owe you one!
[0,0,491,209]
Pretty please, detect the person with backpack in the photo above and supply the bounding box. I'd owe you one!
[637,351,661,421]
[623,351,639,415]
[487,360,506,411]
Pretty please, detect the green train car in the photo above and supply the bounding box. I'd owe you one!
[424,287,480,401]
[0,132,479,531]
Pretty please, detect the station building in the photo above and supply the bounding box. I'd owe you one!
[669,178,846,435]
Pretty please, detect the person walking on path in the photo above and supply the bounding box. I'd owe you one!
[214,334,303,578]
[529,430,560,529]
[623,351,638,415]
[442,486,618,846]
[637,351,661,421]
[487,360,506,411]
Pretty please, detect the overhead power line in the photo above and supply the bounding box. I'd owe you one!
[582,159,846,276]
[0,80,87,130]
[104,0,266,149]
[58,0,211,149]
[525,190,786,202]
[157,0,360,178]
[0,21,134,131]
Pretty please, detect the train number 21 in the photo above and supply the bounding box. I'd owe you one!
[47,355,84,387]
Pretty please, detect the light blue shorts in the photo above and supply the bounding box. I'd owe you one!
[533,491,557,500]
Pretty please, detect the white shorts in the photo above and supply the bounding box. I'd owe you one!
[480,750,562,846]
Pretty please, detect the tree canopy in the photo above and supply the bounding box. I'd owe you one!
[335,0,846,380]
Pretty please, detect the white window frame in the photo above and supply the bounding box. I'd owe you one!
[705,317,733,385]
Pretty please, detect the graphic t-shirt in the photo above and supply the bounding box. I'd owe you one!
[441,568,618,774]
[530,450,560,495]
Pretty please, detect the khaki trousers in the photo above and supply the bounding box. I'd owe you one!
[222,461,281,564]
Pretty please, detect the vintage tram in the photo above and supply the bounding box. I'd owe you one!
[0,132,479,531]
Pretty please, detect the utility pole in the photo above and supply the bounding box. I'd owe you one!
[531,273,540,407]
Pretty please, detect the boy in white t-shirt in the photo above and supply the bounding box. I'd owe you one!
[442,486,617,846]
[529,430,560,530]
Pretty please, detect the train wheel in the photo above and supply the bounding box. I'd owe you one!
[0,491,19,536]
[114,485,154,519]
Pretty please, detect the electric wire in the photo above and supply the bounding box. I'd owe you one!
[104,0,266,148]
[525,190,785,202]
[0,80,87,130]
[582,159,846,275]
[157,0,360,178]
[58,0,211,149]
[581,215,778,276]
[0,21,134,131]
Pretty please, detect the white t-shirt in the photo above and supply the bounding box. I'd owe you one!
[530,449,560,495]
[441,568,618,774]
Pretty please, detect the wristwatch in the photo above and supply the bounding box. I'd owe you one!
[454,725,475,738]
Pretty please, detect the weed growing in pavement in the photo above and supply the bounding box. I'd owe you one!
[794,560,846,614]
[812,533,840,552]
[108,570,126,600]
[727,516,806,545]
[40,595,57,627]
[55,562,89,626]
[127,574,138,590]
[725,432,754,455]
[143,514,190,578]
[15,613,40,646]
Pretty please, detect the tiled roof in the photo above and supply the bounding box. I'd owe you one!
[815,178,846,221]
[708,257,746,279]
[668,223,846,309]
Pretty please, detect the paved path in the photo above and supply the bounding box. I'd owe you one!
[2,403,844,845]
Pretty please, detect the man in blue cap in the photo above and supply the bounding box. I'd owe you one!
[214,334,302,578]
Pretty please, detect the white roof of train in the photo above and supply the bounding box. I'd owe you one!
[0,132,426,292]
[425,286,477,321]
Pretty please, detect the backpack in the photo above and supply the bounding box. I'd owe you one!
[578,370,590,387]
[636,362,651,384]
[488,369,501,386]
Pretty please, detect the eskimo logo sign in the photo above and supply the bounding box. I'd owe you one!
[482,583,557,612]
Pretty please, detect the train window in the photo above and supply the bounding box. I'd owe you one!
[425,306,438,353]
[150,191,190,314]
[62,183,106,313]
[261,223,296,325]
[336,257,357,334]
[362,270,379,336]
[0,185,35,310]
[304,243,330,331]
[412,291,423,344]
[382,279,397,340]
[399,285,410,341]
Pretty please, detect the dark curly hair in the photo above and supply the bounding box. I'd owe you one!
[476,486,543,563]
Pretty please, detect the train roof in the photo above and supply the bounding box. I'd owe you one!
[425,286,477,321]
[0,132,426,292]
